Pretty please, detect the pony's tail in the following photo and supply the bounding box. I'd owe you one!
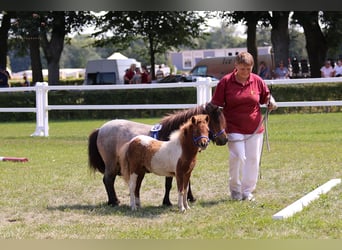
[118,142,130,184]
[88,129,105,174]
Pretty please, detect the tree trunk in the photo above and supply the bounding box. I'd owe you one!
[294,12,327,78]
[246,19,258,73]
[40,12,66,85]
[0,12,12,69]
[148,35,156,80]
[270,11,290,68]
[28,38,44,83]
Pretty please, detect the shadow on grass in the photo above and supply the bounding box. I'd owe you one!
[197,198,230,207]
[47,202,178,218]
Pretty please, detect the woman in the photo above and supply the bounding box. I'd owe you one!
[209,52,277,201]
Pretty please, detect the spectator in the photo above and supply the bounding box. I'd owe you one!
[320,60,334,78]
[333,59,342,77]
[257,61,271,80]
[22,74,30,87]
[141,65,152,83]
[209,51,277,202]
[124,63,136,84]
[156,65,164,80]
[274,61,289,79]
[0,66,10,88]
[131,67,142,84]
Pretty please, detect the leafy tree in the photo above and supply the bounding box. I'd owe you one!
[292,11,328,78]
[195,23,246,49]
[269,11,291,67]
[10,12,45,82]
[0,11,14,70]
[92,11,207,79]
[221,11,270,73]
[9,11,95,84]
[39,11,95,84]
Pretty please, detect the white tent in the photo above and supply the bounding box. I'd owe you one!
[107,52,128,60]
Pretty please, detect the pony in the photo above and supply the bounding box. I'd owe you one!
[119,114,210,212]
[88,103,227,207]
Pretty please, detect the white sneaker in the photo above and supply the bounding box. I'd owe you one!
[242,193,255,201]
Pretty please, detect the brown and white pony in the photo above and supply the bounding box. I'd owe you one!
[119,114,210,212]
[88,103,227,207]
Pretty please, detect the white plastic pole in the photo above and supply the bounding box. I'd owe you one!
[31,82,49,137]
[272,178,341,220]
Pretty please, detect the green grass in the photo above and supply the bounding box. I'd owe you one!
[0,113,341,239]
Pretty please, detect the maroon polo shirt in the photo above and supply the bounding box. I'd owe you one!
[211,70,270,134]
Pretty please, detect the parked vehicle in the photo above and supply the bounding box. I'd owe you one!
[84,59,141,85]
[189,46,274,80]
[156,74,218,83]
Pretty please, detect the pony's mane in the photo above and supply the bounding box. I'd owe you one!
[158,105,205,141]
[168,116,193,142]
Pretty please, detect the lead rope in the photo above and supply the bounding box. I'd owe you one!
[259,108,271,180]
[259,82,274,179]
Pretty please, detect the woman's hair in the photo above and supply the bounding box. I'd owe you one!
[235,51,254,66]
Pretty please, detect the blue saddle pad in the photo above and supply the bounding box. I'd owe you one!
[150,123,162,139]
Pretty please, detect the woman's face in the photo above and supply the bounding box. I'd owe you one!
[235,63,253,79]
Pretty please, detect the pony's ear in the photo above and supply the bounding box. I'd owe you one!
[206,102,219,113]
[205,114,209,123]
[191,116,197,124]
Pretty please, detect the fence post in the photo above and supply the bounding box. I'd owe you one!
[31,82,49,137]
[196,77,213,105]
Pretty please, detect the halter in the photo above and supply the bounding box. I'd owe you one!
[209,129,225,140]
[193,135,210,148]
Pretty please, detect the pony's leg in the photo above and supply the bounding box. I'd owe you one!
[162,177,173,206]
[129,173,138,211]
[183,174,192,210]
[135,173,145,208]
[177,191,186,212]
[103,173,120,206]
[176,176,186,212]
[187,180,196,203]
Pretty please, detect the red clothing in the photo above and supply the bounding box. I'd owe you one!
[211,70,270,134]
[124,70,135,83]
[141,71,150,83]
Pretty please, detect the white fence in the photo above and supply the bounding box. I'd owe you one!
[0,77,342,137]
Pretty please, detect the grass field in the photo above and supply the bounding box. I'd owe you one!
[0,113,341,239]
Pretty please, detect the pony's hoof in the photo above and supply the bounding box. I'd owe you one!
[162,200,173,207]
[108,200,120,207]
[187,196,196,203]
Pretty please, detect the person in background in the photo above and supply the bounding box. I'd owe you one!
[0,66,10,88]
[131,67,142,84]
[320,60,334,78]
[124,63,136,84]
[274,61,289,79]
[141,65,152,83]
[22,74,30,86]
[156,65,164,80]
[257,61,271,80]
[333,59,342,77]
[208,51,277,202]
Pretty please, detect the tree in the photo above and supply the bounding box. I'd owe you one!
[92,11,207,79]
[221,11,269,73]
[10,12,44,83]
[9,11,95,84]
[292,11,328,78]
[269,12,291,67]
[0,11,14,70]
[39,11,95,84]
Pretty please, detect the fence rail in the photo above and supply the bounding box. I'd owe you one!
[1,77,342,137]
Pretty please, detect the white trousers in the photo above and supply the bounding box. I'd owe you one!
[227,133,264,197]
